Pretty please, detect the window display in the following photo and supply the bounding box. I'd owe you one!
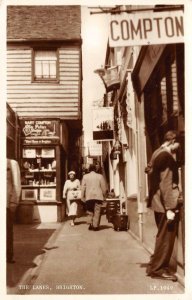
[21,147,57,201]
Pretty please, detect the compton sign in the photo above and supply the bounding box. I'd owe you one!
[109,9,184,47]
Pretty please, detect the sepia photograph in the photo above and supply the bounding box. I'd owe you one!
[1,0,191,299]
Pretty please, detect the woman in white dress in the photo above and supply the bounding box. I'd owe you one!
[63,171,81,226]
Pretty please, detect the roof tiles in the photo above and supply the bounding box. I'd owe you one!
[7,6,81,40]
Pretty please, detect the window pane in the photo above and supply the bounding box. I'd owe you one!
[35,51,57,60]
[160,77,167,124]
[42,61,49,78]
[35,61,42,78]
[50,62,56,78]
[34,50,57,80]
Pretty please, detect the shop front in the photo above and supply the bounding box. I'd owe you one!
[132,43,185,281]
[17,118,65,223]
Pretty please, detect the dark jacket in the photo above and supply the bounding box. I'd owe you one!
[147,150,179,211]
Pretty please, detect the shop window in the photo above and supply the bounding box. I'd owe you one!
[33,50,58,82]
[171,62,179,114]
[160,76,168,125]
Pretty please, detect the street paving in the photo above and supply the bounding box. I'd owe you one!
[11,215,184,295]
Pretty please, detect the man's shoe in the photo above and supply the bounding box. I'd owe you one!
[88,224,93,230]
[93,227,99,231]
[88,225,99,231]
[150,272,177,282]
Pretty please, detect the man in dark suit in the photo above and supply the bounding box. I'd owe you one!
[81,164,107,231]
[146,131,181,282]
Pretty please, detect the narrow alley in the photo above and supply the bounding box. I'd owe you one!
[7,214,184,295]
[5,4,186,297]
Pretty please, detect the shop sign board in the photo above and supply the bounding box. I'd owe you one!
[20,119,60,145]
[109,10,184,47]
[88,141,102,157]
[22,138,59,145]
[92,107,114,141]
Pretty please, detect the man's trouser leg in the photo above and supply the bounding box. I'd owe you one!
[148,212,179,275]
[92,201,102,228]
[86,200,94,225]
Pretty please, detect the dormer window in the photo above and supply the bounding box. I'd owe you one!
[33,50,58,82]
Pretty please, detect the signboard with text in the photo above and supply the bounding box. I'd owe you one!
[22,138,59,145]
[109,10,184,47]
[88,141,102,157]
[92,107,114,141]
[20,119,60,145]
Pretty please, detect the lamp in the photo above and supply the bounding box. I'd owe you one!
[94,66,120,92]
[94,68,105,76]
[113,139,121,154]
[110,139,122,160]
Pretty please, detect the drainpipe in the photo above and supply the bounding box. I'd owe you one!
[136,131,144,242]
[108,142,114,192]
[135,97,145,243]
[113,154,120,197]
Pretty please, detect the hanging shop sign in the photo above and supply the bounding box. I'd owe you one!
[109,10,184,47]
[92,107,114,141]
[95,66,120,92]
[88,141,102,157]
[20,119,60,145]
[126,71,136,130]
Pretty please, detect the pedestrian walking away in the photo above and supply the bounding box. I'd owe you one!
[63,170,81,226]
[81,164,107,231]
[146,130,182,282]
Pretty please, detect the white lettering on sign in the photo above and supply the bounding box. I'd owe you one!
[22,120,57,137]
[109,10,184,47]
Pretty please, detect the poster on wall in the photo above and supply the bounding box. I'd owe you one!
[92,107,114,141]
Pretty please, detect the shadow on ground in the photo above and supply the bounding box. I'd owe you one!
[7,223,60,292]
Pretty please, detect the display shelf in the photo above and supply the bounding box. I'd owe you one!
[40,184,56,187]
[22,169,56,173]
[39,170,56,172]
[22,184,56,188]
[21,146,58,202]
[21,185,39,188]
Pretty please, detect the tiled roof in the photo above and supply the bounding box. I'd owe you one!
[7,6,81,41]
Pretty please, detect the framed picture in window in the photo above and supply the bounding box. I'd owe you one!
[40,188,56,201]
[22,189,38,201]
[41,148,55,158]
[23,148,36,158]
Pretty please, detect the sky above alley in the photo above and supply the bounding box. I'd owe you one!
[81,6,110,147]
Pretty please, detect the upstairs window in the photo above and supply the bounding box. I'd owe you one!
[33,50,58,82]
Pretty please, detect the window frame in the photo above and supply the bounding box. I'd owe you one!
[32,48,59,83]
